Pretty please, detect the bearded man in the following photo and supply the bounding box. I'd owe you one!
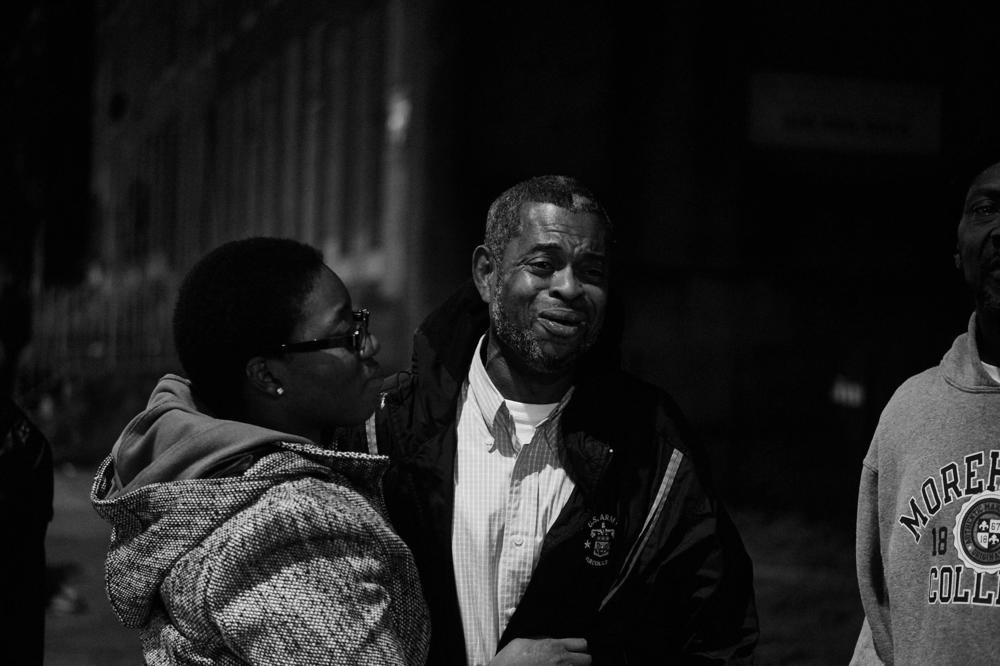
[853,159,1000,665]
[375,175,758,665]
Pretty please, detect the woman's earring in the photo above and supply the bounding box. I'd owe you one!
[276,387,285,396]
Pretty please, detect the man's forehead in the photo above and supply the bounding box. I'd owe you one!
[969,162,1000,194]
[517,200,603,224]
[516,202,606,243]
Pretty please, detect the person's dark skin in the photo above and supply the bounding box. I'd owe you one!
[471,200,607,666]
[958,162,1000,366]
[490,637,592,666]
[472,201,609,403]
[239,266,382,445]
[977,309,1000,366]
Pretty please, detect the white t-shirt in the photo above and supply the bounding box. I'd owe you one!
[983,361,1000,384]
[505,399,558,451]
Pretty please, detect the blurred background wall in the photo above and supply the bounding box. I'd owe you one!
[11,1,1000,662]
[5,0,1000,530]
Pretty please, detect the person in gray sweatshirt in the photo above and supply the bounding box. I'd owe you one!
[852,159,1000,665]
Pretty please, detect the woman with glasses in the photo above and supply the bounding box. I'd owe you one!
[91,237,429,665]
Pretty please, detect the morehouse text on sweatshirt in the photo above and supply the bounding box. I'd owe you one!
[858,313,1000,665]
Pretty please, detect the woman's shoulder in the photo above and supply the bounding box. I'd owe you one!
[160,470,421,664]
[247,445,388,497]
[167,470,398,591]
[233,461,381,530]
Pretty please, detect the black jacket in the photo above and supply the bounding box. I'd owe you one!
[375,282,758,664]
[0,398,53,666]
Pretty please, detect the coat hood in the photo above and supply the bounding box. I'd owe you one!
[91,374,389,628]
[942,313,1000,393]
[106,374,313,495]
[92,446,388,628]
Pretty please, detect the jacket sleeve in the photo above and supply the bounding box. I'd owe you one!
[201,481,427,665]
[659,456,758,663]
[599,451,758,664]
[856,458,893,662]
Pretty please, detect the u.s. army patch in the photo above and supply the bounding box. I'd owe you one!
[584,513,617,567]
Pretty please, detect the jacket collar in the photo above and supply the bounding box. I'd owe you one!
[413,281,623,500]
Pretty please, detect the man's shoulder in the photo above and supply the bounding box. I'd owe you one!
[572,367,700,457]
[866,364,947,467]
[882,364,943,415]
[580,364,668,398]
[583,366,688,422]
[380,370,416,403]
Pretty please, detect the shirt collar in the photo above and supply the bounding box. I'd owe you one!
[466,335,575,444]
[467,335,506,438]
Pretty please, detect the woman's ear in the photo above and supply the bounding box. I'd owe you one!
[472,245,494,304]
[245,357,285,398]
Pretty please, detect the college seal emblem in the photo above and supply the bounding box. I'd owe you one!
[584,513,617,567]
[954,491,1000,573]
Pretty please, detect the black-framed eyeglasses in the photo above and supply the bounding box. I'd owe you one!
[268,308,370,355]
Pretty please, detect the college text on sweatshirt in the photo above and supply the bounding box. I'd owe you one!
[899,449,1000,606]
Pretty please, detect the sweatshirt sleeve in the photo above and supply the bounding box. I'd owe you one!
[849,616,886,666]
[856,457,893,663]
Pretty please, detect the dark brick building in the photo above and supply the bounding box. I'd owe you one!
[16,0,1000,506]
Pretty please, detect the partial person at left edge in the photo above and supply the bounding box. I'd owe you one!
[90,237,429,665]
[0,254,53,666]
[0,397,53,666]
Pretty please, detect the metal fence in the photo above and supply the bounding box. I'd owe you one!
[21,270,178,395]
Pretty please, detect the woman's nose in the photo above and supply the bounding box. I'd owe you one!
[361,331,380,358]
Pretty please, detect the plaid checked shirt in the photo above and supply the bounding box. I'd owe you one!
[451,336,576,665]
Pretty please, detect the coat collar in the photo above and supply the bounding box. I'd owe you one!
[412,280,624,501]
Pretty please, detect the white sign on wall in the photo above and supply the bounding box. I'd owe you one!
[748,71,941,154]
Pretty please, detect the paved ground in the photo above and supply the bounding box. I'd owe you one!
[44,465,862,664]
[45,464,138,666]
[735,510,862,664]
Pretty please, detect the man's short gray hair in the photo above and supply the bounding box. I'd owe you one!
[484,175,613,262]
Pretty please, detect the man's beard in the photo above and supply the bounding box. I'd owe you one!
[489,279,599,374]
[977,284,1000,312]
[976,263,1000,312]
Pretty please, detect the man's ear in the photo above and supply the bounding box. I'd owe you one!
[245,356,285,398]
[472,245,495,304]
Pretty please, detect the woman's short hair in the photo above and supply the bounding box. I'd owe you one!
[173,237,325,415]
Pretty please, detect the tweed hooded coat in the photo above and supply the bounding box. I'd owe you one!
[91,375,429,665]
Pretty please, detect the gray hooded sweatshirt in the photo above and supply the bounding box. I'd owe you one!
[91,374,429,665]
[857,314,1000,665]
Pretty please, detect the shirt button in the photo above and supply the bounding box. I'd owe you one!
[513,536,524,547]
